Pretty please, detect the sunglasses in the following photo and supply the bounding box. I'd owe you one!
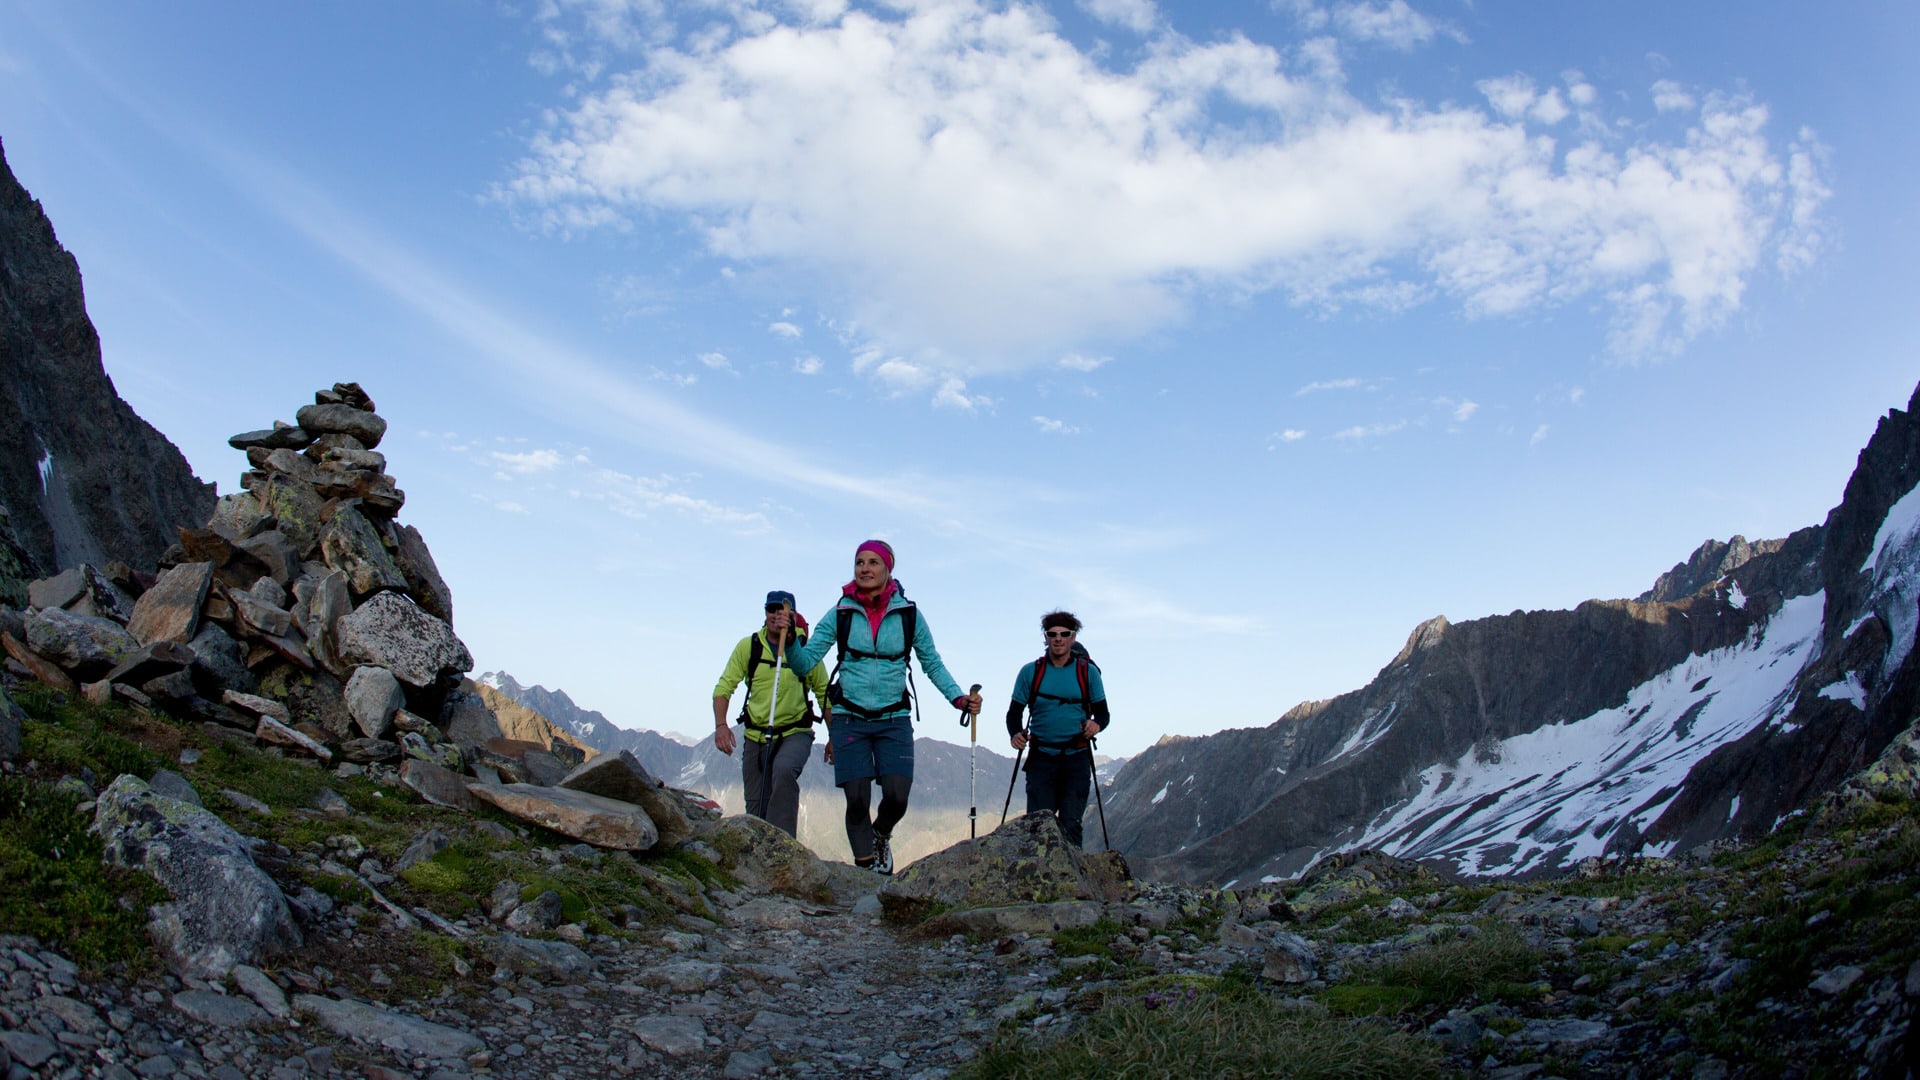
[1045,629,1075,639]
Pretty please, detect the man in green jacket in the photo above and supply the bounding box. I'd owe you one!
[712,590,833,837]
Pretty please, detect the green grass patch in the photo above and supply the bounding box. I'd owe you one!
[0,774,166,971]
[958,982,1446,1080]
[1340,923,1544,1011]
[1052,918,1125,959]
[17,691,167,783]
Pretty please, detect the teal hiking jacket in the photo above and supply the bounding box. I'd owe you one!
[785,591,964,717]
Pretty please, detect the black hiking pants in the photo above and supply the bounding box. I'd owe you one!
[1025,749,1093,847]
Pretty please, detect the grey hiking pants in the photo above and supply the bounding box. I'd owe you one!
[743,730,815,838]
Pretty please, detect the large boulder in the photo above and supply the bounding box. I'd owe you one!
[705,815,832,902]
[466,783,659,851]
[878,812,1132,923]
[336,592,471,688]
[25,606,138,679]
[319,504,406,597]
[394,525,452,626]
[126,562,212,645]
[560,751,696,848]
[255,665,353,740]
[93,774,302,979]
[294,403,386,449]
[343,665,405,739]
[439,687,504,751]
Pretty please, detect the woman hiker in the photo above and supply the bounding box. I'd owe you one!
[771,540,982,874]
[711,589,832,838]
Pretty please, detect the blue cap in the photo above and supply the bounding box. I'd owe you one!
[765,590,796,609]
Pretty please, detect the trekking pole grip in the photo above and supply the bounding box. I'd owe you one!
[961,682,981,727]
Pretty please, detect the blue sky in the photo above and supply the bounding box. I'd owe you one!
[3,0,1915,757]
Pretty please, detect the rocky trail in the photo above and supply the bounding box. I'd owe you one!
[0,871,1024,1080]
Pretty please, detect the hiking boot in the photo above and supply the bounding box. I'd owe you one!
[872,833,894,875]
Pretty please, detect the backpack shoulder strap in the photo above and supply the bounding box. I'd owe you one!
[1028,654,1047,704]
[1075,655,1093,721]
[744,633,764,707]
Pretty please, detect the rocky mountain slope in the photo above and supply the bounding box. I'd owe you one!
[0,139,214,593]
[1106,382,1920,888]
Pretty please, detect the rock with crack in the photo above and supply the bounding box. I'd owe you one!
[704,815,832,902]
[93,774,302,979]
[25,606,138,679]
[126,562,212,645]
[336,591,472,687]
[292,995,481,1059]
[560,750,696,849]
[878,811,1132,923]
[466,782,659,850]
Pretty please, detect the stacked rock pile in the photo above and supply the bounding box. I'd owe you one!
[1,383,482,775]
[1,383,717,861]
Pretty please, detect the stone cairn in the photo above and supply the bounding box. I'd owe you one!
[4,385,560,791]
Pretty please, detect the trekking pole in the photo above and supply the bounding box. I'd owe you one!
[964,683,982,844]
[1088,736,1110,851]
[1000,730,1026,826]
[754,602,790,821]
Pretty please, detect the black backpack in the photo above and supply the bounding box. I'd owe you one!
[828,597,921,722]
[738,629,816,735]
[1025,642,1098,750]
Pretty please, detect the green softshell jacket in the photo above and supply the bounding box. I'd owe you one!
[712,629,832,741]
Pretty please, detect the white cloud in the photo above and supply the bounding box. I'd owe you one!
[769,321,803,338]
[1530,424,1550,445]
[1059,353,1112,372]
[650,368,698,386]
[504,3,1827,368]
[1274,428,1307,443]
[588,466,772,531]
[1332,0,1444,51]
[1442,398,1478,422]
[491,448,568,474]
[1077,0,1157,34]
[1651,79,1695,113]
[495,500,530,514]
[1034,415,1081,434]
[1295,377,1366,396]
[1333,421,1406,441]
[697,350,733,370]
[794,354,824,375]
[933,377,989,411]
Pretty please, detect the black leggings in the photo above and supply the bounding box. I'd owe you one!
[842,774,912,861]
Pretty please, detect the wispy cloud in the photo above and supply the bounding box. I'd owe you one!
[697,351,733,372]
[1269,429,1308,447]
[1295,378,1369,396]
[491,448,568,474]
[1078,0,1158,35]
[1530,424,1551,446]
[1059,353,1112,372]
[1437,398,1479,422]
[1034,415,1081,434]
[1333,421,1407,442]
[512,1,1823,365]
[768,321,802,338]
[794,355,823,375]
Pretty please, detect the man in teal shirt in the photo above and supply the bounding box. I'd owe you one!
[1005,610,1109,847]
[713,590,832,837]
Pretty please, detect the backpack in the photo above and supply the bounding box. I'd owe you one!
[738,629,815,735]
[1025,641,1098,750]
[829,598,920,721]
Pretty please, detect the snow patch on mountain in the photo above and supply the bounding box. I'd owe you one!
[1340,591,1826,877]
[1865,486,1920,678]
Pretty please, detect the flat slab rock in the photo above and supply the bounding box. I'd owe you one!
[292,994,482,1059]
[465,782,659,851]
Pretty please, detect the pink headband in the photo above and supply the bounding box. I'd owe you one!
[856,539,895,571]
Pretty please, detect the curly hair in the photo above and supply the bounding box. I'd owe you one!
[1040,610,1082,633]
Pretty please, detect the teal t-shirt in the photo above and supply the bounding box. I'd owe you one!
[1011,658,1106,753]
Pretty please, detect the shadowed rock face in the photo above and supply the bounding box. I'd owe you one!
[1108,383,1920,887]
[0,139,215,580]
